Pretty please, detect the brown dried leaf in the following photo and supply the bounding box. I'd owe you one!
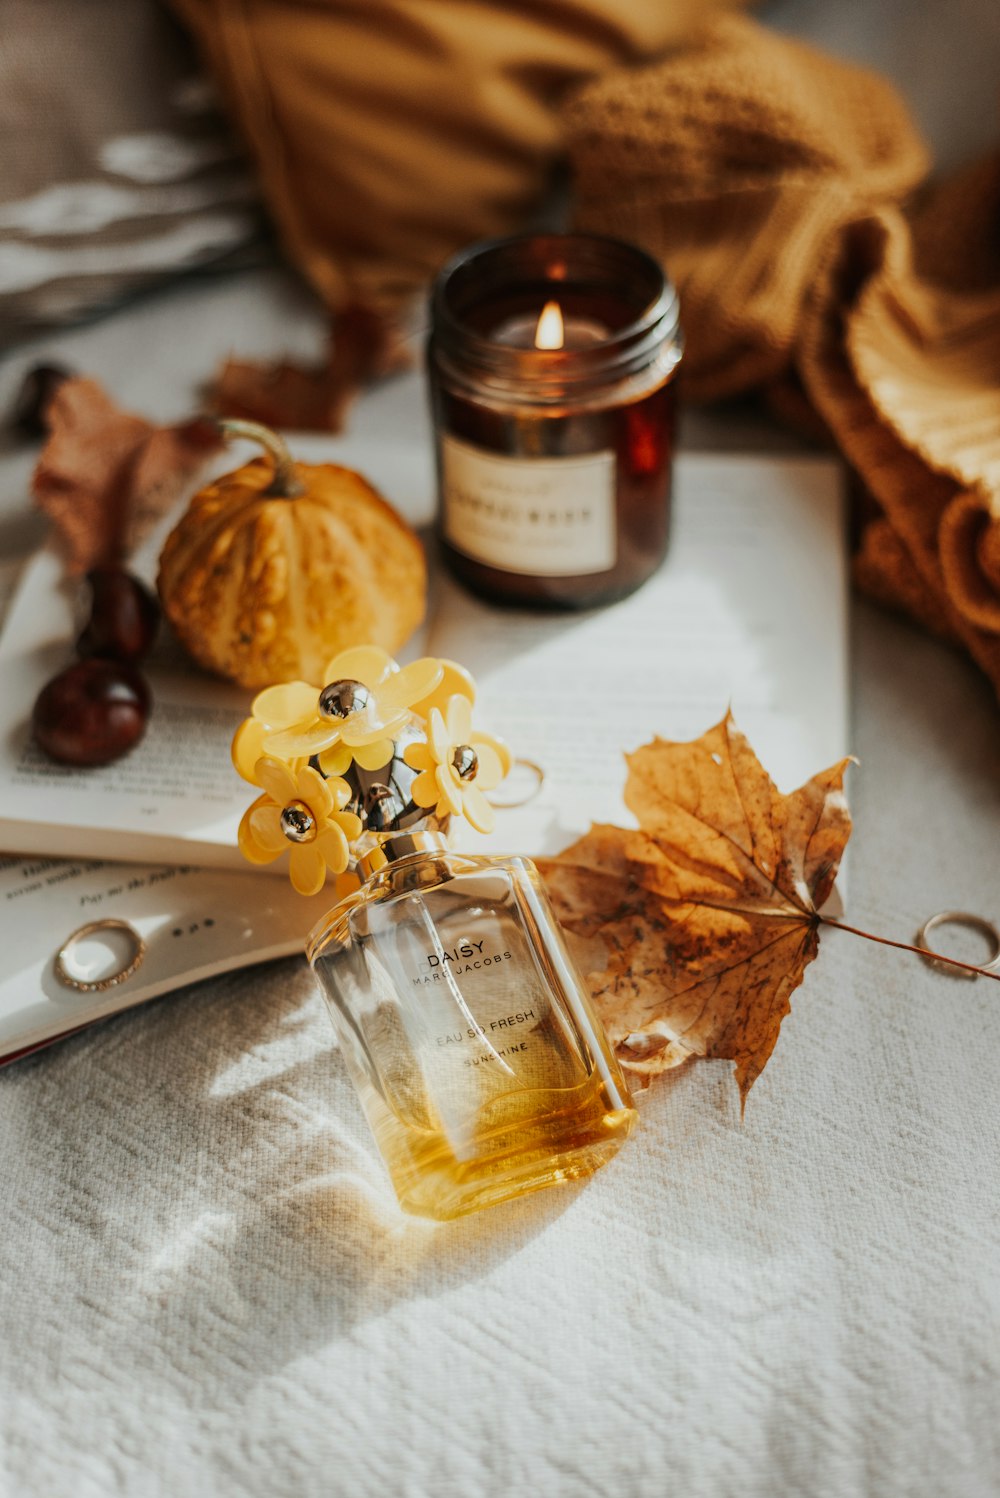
[32,378,221,573]
[538,712,853,1108]
[124,416,221,556]
[209,305,413,433]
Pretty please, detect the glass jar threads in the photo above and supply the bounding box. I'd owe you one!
[428,233,682,609]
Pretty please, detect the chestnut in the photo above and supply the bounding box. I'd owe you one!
[32,659,151,767]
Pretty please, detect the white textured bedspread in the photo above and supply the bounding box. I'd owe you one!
[2,3,1000,1480]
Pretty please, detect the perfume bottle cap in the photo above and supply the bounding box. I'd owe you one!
[359,830,450,878]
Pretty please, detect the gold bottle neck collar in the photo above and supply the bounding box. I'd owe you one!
[358,830,451,879]
[307,831,456,964]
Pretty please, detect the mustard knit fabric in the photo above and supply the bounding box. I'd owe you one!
[565,15,1000,702]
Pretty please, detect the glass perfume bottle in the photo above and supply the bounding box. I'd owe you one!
[308,831,637,1221]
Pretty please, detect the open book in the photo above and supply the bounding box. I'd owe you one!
[0,445,847,1060]
[0,853,337,1062]
[0,449,848,867]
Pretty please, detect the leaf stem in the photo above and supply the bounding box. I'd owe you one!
[820,916,1000,982]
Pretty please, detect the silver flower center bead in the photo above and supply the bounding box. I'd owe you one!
[319,678,372,720]
[280,800,317,843]
[452,744,479,781]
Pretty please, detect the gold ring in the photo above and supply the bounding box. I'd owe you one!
[487,757,545,810]
[913,910,1000,979]
[54,919,147,994]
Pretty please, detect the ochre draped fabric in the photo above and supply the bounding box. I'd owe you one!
[167,0,748,318]
[566,16,1000,701]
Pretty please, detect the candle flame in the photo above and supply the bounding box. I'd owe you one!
[534,299,564,350]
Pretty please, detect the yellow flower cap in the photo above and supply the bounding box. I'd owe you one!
[256,646,443,775]
[409,658,476,719]
[232,647,515,892]
[237,757,363,896]
[403,694,507,834]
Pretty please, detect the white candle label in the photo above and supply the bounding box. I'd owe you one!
[441,435,617,576]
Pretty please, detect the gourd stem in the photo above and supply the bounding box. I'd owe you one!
[216,418,306,498]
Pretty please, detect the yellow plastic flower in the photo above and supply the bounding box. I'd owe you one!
[237,757,362,896]
[232,681,313,785]
[403,695,507,834]
[409,658,476,718]
[408,659,514,780]
[247,646,443,778]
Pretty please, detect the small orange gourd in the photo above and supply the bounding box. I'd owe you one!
[157,420,426,689]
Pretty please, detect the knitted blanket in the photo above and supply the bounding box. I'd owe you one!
[565,15,1000,702]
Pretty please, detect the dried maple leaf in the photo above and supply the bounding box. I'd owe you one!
[32,377,221,574]
[209,305,413,433]
[538,712,853,1108]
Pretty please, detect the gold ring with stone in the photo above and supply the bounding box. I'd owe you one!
[54,919,147,994]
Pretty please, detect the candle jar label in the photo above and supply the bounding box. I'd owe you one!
[441,434,616,577]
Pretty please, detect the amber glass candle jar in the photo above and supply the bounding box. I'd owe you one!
[428,233,682,608]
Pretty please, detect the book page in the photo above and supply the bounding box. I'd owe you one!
[0,450,847,872]
[0,548,253,866]
[427,453,849,859]
[0,851,336,1059]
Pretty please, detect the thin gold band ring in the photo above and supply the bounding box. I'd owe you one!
[54,919,147,994]
[487,758,545,810]
[913,910,1000,979]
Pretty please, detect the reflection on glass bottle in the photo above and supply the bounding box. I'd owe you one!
[309,832,637,1220]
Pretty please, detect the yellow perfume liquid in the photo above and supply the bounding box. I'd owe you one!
[308,833,637,1220]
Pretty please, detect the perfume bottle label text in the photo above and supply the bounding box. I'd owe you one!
[435,1009,537,1047]
[427,938,485,965]
[464,1042,528,1066]
[414,948,513,984]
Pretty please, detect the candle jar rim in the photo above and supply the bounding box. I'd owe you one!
[430,231,681,399]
